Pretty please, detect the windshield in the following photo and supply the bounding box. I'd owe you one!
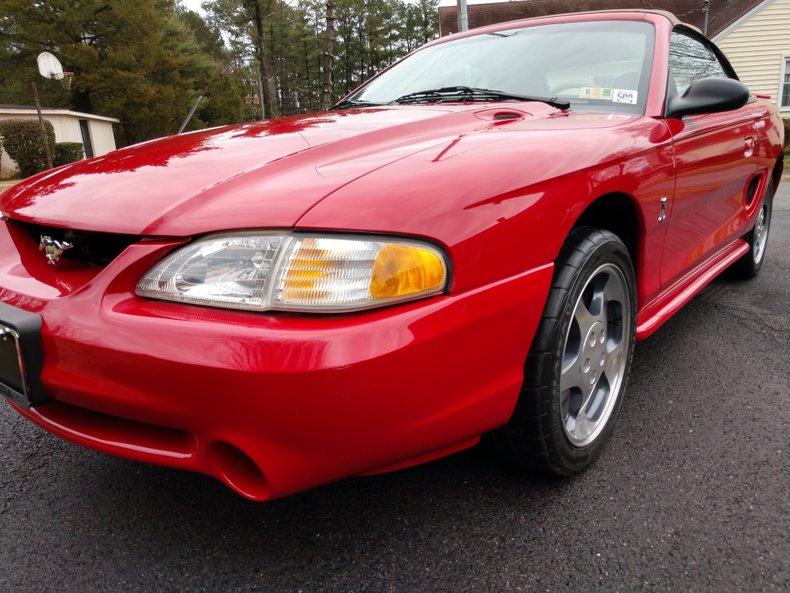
[350,20,655,114]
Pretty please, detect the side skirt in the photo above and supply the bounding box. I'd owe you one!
[636,239,749,341]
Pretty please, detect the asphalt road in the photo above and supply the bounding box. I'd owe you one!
[1,185,788,593]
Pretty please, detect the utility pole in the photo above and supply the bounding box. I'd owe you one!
[702,0,710,36]
[458,0,469,32]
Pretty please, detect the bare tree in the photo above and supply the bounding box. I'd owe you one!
[321,1,336,109]
[248,0,277,118]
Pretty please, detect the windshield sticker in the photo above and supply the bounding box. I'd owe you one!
[612,89,639,105]
[573,114,633,121]
[580,87,613,101]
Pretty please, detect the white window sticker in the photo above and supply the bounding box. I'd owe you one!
[613,89,638,105]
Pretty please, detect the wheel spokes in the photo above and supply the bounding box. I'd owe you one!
[565,409,595,443]
[753,204,770,263]
[602,270,626,311]
[560,353,585,394]
[559,263,631,448]
[601,349,623,385]
[574,299,599,335]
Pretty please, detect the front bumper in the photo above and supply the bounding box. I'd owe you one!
[0,220,552,500]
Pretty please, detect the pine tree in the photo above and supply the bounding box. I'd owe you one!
[0,0,440,145]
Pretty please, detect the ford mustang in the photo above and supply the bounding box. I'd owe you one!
[0,10,784,501]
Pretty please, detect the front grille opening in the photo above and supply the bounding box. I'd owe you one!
[14,221,140,267]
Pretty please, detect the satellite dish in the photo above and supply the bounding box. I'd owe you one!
[37,52,64,80]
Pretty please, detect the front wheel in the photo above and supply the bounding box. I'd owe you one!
[489,228,636,475]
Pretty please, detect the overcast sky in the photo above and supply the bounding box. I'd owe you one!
[180,0,503,14]
[181,0,205,14]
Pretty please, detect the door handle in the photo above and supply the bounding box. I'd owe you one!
[744,136,756,158]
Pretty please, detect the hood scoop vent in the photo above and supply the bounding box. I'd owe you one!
[494,112,522,121]
[474,108,528,123]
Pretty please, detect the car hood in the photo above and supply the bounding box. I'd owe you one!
[0,105,638,236]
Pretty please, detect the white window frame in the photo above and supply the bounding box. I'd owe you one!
[779,53,790,111]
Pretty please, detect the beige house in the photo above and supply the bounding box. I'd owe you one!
[713,0,790,119]
[0,105,119,178]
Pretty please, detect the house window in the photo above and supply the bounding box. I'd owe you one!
[782,57,790,107]
[79,119,94,158]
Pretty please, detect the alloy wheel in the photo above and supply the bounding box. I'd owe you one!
[753,203,770,264]
[560,263,631,447]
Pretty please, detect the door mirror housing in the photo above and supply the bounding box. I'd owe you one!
[666,77,750,119]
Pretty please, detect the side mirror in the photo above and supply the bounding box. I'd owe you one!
[666,77,750,119]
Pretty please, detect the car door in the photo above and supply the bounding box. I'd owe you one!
[660,30,760,286]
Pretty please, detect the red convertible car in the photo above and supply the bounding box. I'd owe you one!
[0,10,784,501]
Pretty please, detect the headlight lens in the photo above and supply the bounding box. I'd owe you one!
[136,233,448,313]
[135,234,284,311]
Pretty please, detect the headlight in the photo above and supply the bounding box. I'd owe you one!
[136,233,448,313]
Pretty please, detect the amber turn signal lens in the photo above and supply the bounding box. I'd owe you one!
[272,236,447,311]
[370,244,446,299]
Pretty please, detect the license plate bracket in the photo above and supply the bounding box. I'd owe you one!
[0,302,47,408]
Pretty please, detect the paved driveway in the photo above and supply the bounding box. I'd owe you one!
[0,183,788,593]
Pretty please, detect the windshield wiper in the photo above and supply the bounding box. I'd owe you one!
[330,99,385,110]
[393,86,570,110]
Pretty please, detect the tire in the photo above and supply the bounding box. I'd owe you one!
[731,178,775,279]
[489,227,637,476]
